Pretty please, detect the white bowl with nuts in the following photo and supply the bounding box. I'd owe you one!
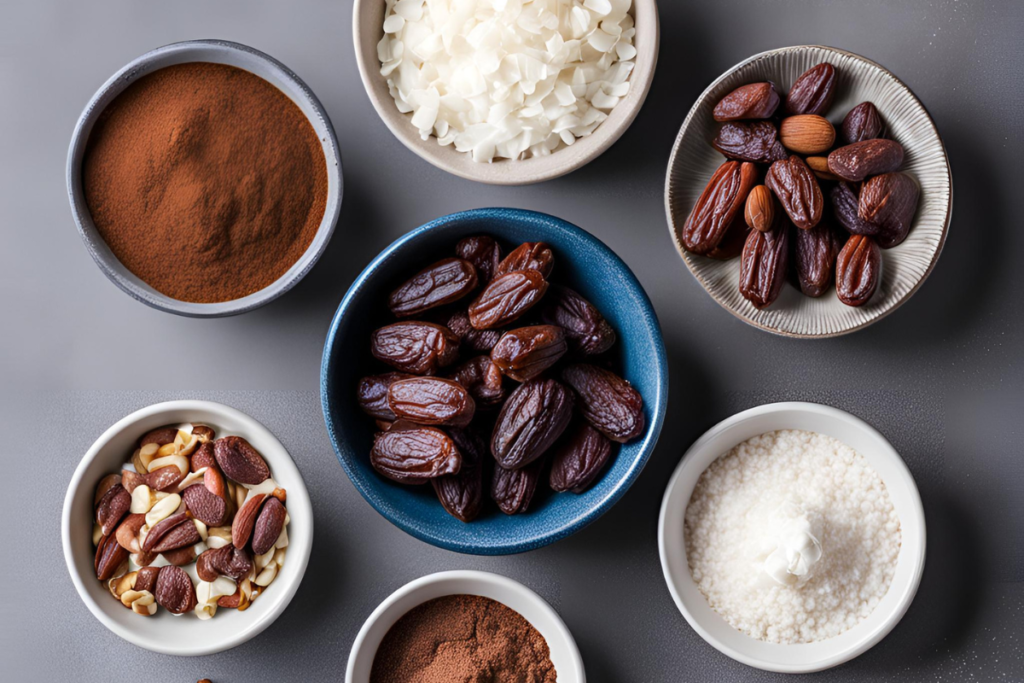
[61,400,313,655]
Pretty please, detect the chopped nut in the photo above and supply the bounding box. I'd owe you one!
[144,492,181,527]
[130,484,156,514]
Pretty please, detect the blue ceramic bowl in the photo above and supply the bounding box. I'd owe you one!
[321,208,668,554]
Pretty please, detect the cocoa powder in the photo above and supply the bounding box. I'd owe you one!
[82,62,327,303]
[370,594,557,683]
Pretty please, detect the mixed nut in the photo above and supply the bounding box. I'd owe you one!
[683,62,921,309]
[357,236,646,521]
[91,424,289,619]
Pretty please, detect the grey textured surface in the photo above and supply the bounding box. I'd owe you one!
[1,0,1021,680]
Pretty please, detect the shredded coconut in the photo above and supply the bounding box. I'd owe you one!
[684,430,902,644]
[378,0,636,162]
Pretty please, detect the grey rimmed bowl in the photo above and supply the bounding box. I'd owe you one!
[665,45,952,338]
[352,0,659,185]
[66,40,343,317]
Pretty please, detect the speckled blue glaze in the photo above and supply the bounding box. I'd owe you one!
[321,208,668,555]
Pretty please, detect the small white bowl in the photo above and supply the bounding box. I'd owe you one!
[658,402,925,673]
[352,0,659,185]
[347,570,585,682]
[61,400,314,656]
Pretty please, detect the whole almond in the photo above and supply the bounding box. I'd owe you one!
[251,497,287,555]
[182,484,229,527]
[154,565,197,615]
[145,465,185,492]
[134,566,160,593]
[232,493,268,549]
[744,185,775,232]
[779,115,835,155]
[95,533,129,581]
[142,512,192,553]
[214,436,270,485]
[805,156,840,181]
[115,513,146,553]
[96,483,131,537]
[827,139,904,182]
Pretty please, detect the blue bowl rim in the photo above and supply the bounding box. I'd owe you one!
[320,208,668,555]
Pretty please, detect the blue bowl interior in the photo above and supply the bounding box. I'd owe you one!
[321,208,667,554]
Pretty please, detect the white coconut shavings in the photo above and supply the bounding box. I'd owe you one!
[378,0,636,163]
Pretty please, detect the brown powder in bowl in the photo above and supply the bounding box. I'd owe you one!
[370,594,558,683]
[82,62,328,303]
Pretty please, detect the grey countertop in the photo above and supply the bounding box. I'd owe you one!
[2,0,1022,680]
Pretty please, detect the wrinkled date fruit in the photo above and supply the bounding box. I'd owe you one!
[711,121,788,164]
[357,372,413,421]
[836,234,882,306]
[706,214,749,261]
[539,285,616,355]
[214,436,270,485]
[766,156,823,230]
[182,483,229,527]
[456,235,503,285]
[858,172,920,249]
[447,355,506,407]
[739,221,790,309]
[495,242,554,279]
[388,258,478,317]
[744,185,775,233]
[251,497,287,555]
[372,321,460,375]
[197,545,253,582]
[490,325,568,382]
[793,221,839,298]
[432,427,486,522]
[560,364,645,443]
[549,420,613,493]
[682,160,758,255]
[713,81,780,121]
[831,182,879,236]
[371,427,462,483]
[155,566,198,615]
[94,532,129,581]
[442,308,502,353]
[842,102,883,144]
[387,377,476,427]
[785,63,836,116]
[491,458,543,515]
[468,270,549,330]
[491,378,574,469]
[827,139,904,182]
[96,483,130,536]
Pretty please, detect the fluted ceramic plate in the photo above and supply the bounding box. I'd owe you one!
[665,46,952,338]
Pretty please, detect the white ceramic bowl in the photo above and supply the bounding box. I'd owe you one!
[658,402,926,673]
[352,0,659,185]
[61,400,314,656]
[347,570,585,682]
[665,45,952,337]
[67,40,343,317]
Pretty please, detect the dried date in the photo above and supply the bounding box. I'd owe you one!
[539,285,616,355]
[785,63,836,116]
[468,270,549,330]
[706,213,749,260]
[447,355,506,407]
[827,139,904,182]
[712,121,788,164]
[388,258,478,317]
[371,321,460,375]
[739,221,789,309]
[442,308,502,353]
[713,82,780,121]
[793,220,839,298]
[357,372,413,421]
[432,427,486,522]
[491,325,568,382]
[831,182,880,236]
[681,160,758,255]
[387,377,476,427]
[456,235,503,285]
[371,426,462,483]
[495,242,554,278]
[491,458,543,515]
[841,102,883,144]
[491,378,574,469]
[549,420,613,493]
[836,234,881,306]
[560,364,644,443]
[858,172,920,249]
[766,156,823,230]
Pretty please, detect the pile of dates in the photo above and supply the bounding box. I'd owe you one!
[682,62,920,308]
[357,236,645,522]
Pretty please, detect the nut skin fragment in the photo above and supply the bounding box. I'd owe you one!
[538,285,616,356]
[95,483,131,537]
[490,378,574,469]
[387,377,476,427]
[371,321,461,375]
[560,364,645,443]
[549,420,614,493]
[836,234,882,306]
[841,102,884,144]
[388,257,479,317]
[490,325,568,382]
[214,436,270,485]
[858,172,920,249]
[468,270,549,330]
[712,121,788,164]
[251,497,287,555]
[766,156,823,230]
[432,427,486,523]
[785,63,836,116]
[232,493,269,549]
[456,235,503,285]
[491,458,543,515]
[682,160,758,255]
[827,139,904,182]
[495,242,554,279]
[713,82,780,121]
[739,218,790,309]
[154,565,198,615]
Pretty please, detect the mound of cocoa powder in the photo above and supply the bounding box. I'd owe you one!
[370,594,557,683]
